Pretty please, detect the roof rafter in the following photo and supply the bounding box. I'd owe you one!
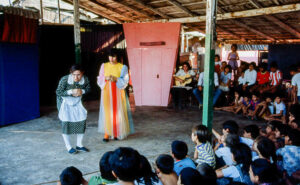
[217,25,246,41]
[165,0,196,16]
[128,0,171,18]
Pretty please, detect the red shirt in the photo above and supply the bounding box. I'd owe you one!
[257,71,270,85]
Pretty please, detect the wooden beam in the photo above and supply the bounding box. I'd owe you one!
[248,0,261,8]
[129,0,171,18]
[166,0,196,16]
[217,25,246,41]
[73,0,81,64]
[58,0,61,23]
[265,15,300,39]
[151,3,300,23]
[272,0,280,5]
[230,20,275,41]
[40,0,44,23]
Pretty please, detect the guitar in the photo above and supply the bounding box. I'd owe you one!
[174,74,193,87]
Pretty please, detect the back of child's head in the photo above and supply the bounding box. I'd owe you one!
[275,123,291,137]
[287,129,300,146]
[244,124,260,140]
[270,62,278,70]
[291,117,300,129]
[59,166,83,185]
[225,134,240,148]
[99,151,116,181]
[290,104,300,118]
[155,154,174,174]
[267,120,281,132]
[171,140,188,160]
[196,163,217,185]
[179,167,202,185]
[255,136,277,162]
[138,155,158,184]
[259,63,268,71]
[192,125,211,143]
[230,143,252,172]
[222,120,239,134]
[250,159,280,184]
[109,147,140,182]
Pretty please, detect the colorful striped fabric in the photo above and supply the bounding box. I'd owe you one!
[196,142,216,168]
[270,70,282,86]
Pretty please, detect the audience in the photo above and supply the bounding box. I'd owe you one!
[58,166,88,185]
[155,154,178,185]
[178,167,201,185]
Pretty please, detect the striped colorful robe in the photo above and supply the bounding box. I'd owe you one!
[97,62,134,139]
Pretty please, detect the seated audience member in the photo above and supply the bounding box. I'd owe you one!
[289,117,300,131]
[260,62,282,95]
[136,155,162,185]
[215,55,222,75]
[192,70,221,108]
[215,134,240,167]
[109,147,140,185]
[219,65,232,92]
[239,96,251,116]
[243,125,259,141]
[196,163,217,185]
[250,63,269,93]
[191,125,216,168]
[288,104,300,126]
[250,96,273,120]
[247,94,261,120]
[171,62,195,109]
[276,129,300,177]
[249,159,281,185]
[216,143,252,184]
[236,61,249,81]
[290,65,300,104]
[155,154,178,185]
[58,166,88,185]
[252,136,277,162]
[220,61,227,74]
[212,120,239,148]
[264,96,286,123]
[264,121,280,141]
[274,123,291,149]
[88,151,117,185]
[171,140,196,176]
[242,62,257,95]
[215,91,243,113]
[178,167,202,185]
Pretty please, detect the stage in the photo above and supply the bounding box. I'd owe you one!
[0,100,264,185]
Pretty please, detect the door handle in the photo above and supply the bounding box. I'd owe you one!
[157,74,159,78]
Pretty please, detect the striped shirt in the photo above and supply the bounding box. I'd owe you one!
[196,142,216,168]
[269,70,282,86]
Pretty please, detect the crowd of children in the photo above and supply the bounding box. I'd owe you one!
[57,119,300,185]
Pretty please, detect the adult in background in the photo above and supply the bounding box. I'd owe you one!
[97,50,134,142]
[56,64,91,154]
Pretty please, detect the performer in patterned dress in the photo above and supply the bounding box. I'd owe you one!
[97,51,134,142]
[56,65,91,154]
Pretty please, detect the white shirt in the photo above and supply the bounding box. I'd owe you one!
[292,73,300,96]
[238,76,246,85]
[175,69,196,77]
[274,101,286,115]
[215,146,233,165]
[222,166,240,179]
[244,69,257,86]
[197,72,219,87]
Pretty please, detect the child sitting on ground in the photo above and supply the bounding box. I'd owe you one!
[178,167,202,185]
[215,134,240,167]
[238,96,251,116]
[191,125,216,168]
[264,96,286,123]
[136,155,162,185]
[274,123,291,149]
[196,163,217,185]
[155,154,178,185]
[251,96,273,120]
[58,166,88,185]
[247,94,261,120]
[215,91,243,113]
[171,140,196,176]
[88,151,117,185]
[252,136,277,162]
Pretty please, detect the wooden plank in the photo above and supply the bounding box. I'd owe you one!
[129,0,171,18]
[217,25,246,41]
[166,0,196,16]
[151,3,300,23]
[73,0,81,64]
[58,0,61,23]
[202,0,217,131]
[40,0,44,23]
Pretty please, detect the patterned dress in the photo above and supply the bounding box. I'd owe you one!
[56,74,91,134]
[97,62,134,139]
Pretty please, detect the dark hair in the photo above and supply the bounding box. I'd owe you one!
[255,136,277,162]
[275,124,291,136]
[251,159,280,184]
[231,44,237,49]
[222,120,239,134]
[192,125,211,143]
[289,64,298,72]
[270,62,278,69]
[137,155,159,185]
[287,129,300,146]
[244,125,260,139]
[70,64,84,73]
[225,65,232,72]
[289,104,300,118]
[99,151,116,181]
[267,121,281,131]
[109,147,140,182]
[171,140,188,160]
[156,154,174,174]
[215,54,220,61]
[182,62,191,70]
[59,166,83,185]
[249,62,256,68]
[108,49,118,57]
[196,163,217,185]
[225,134,240,148]
[180,167,202,185]
[230,143,252,172]
[259,63,268,71]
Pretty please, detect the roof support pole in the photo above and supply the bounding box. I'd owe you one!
[181,26,185,53]
[73,0,81,64]
[58,0,61,24]
[202,0,217,131]
[40,0,43,24]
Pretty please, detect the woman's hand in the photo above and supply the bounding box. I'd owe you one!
[110,75,118,82]
[72,89,82,97]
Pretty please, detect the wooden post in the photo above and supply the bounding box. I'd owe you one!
[73,0,81,64]
[202,0,217,131]
[58,0,61,24]
[186,35,189,52]
[40,0,44,24]
[181,26,185,53]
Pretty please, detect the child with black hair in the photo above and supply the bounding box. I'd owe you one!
[290,118,300,130]
[58,166,88,185]
[260,62,282,94]
[250,63,270,93]
[251,96,273,120]
[155,154,178,185]
[136,155,162,185]
[215,91,243,113]
[252,136,277,163]
[276,129,300,177]
[191,125,216,168]
[109,147,141,185]
[215,134,240,167]
[288,104,300,126]
[264,96,286,123]
[243,125,260,141]
[88,151,117,185]
[243,62,257,95]
[274,124,290,149]
[196,163,217,185]
[240,96,251,116]
[177,167,201,185]
[247,94,261,120]
[219,65,232,92]
[216,143,252,184]
[264,121,280,141]
[249,159,281,185]
[171,140,196,176]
